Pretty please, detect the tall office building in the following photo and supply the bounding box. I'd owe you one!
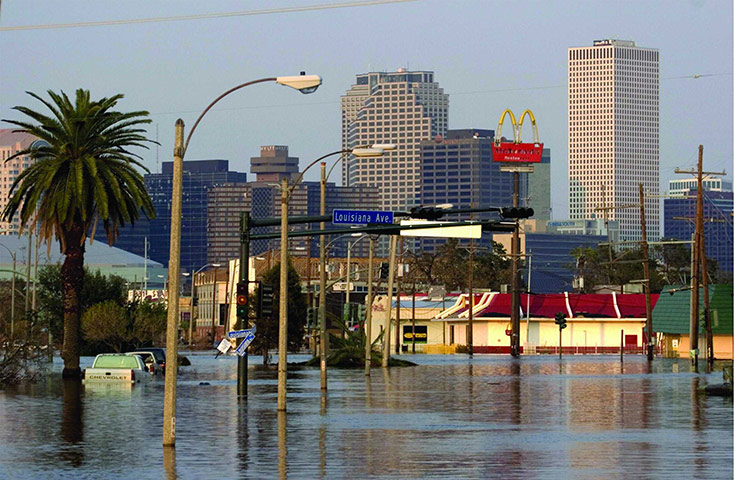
[106,160,247,275]
[664,179,733,272]
[568,39,660,241]
[341,69,449,211]
[0,130,44,235]
[206,146,380,265]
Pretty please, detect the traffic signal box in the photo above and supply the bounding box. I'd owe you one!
[554,312,567,330]
[236,283,248,319]
[500,207,534,219]
[259,283,274,317]
[306,308,316,329]
[409,206,445,220]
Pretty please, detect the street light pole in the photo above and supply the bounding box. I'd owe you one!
[163,118,184,447]
[365,236,375,375]
[319,162,328,391]
[278,177,289,411]
[162,73,321,441]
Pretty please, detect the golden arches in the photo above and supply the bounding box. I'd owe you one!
[494,109,518,145]
[494,109,540,145]
[517,109,540,144]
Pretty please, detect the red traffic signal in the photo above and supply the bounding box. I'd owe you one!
[236,283,248,318]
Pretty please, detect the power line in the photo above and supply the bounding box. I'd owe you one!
[0,0,417,32]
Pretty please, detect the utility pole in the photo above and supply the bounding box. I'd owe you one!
[319,162,327,391]
[411,278,416,354]
[467,236,474,357]
[24,230,32,323]
[674,145,726,369]
[163,119,184,447]
[394,238,402,355]
[32,230,39,312]
[10,250,16,341]
[278,177,289,411]
[382,235,397,367]
[364,236,375,375]
[510,172,521,357]
[211,266,218,345]
[639,184,654,362]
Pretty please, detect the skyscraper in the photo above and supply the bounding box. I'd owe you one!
[568,39,660,241]
[664,179,733,272]
[341,69,449,211]
[107,160,247,275]
[0,130,43,235]
[206,146,380,265]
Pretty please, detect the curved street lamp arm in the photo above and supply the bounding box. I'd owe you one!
[289,149,352,193]
[183,77,278,156]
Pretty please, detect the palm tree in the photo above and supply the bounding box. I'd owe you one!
[2,89,155,379]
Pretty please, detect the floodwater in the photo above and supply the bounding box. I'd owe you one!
[0,353,731,479]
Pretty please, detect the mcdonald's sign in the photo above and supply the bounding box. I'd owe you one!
[492,109,544,163]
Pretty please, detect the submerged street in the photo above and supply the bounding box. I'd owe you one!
[0,354,731,479]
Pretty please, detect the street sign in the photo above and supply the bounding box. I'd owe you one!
[399,220,481,239]
[332,209,394,225]
[228,325,256,339]
[217,339,232,354]
[235,332,256,356]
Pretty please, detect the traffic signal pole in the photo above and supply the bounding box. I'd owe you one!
[510,172,521,357]
[237,212,250,397]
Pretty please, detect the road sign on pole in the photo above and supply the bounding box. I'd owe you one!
[332,209,394,225]
[228,325,257,339]
[399,220,482,238]
[235,332,256,356]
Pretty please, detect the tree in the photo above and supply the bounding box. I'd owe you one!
[37,265,128,349]
[250,258,308,364]
[131,300,167,346]
[1,89,155,378]
[81,300,130,352]
[474,241,513,291]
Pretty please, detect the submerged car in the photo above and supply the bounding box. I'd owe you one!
[82,354,152,384]
[129,347,167,374]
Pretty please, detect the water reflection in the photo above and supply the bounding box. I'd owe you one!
[0,354,731,479]
[59,379,84,468]
[278,410,287,480]
[163,446,177,480]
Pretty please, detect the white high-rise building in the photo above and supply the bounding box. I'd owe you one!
[341,69,448,211]
[568,39,660,241]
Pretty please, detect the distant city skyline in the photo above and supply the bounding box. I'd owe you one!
[0,1,731,220]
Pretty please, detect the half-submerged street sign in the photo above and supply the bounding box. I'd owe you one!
[332,209,394,225]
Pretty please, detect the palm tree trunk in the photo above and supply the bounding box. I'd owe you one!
[61,235,85,379]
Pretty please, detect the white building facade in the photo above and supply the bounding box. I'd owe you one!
[340,69,448,211]
[568,39,660,241]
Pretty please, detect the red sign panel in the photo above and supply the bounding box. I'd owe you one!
[492,142,544,163]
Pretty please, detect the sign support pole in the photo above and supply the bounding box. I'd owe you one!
[237,212,250,397]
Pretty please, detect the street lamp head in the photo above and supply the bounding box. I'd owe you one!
[211,263,222,268]
[352,148,384,158]
[371,143,397,151]
[435,203,454,210]
[275,73,322,94]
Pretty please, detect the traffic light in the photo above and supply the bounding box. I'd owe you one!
[306,307,316,329]
[554,312,567,330]
[236,282,248,319]
[259,283,274,317]
[379,262,389,279]
[357,304,366,324]
[409,206,445,220]
[499,207,534,219]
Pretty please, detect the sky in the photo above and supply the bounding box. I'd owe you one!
[1,0,732,219]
